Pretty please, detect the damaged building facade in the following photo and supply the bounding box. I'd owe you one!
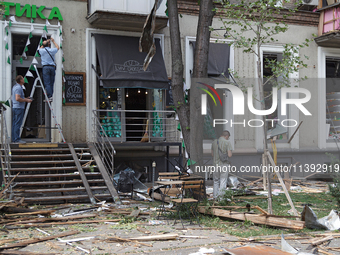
[0,0,339,180]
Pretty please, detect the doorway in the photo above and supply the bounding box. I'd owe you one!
[125,88,147,141]
[12,34,51,142]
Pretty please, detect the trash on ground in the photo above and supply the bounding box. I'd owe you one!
[189,247,215,255]
[301,205,340,230]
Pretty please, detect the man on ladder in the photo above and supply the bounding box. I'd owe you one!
[38,37,59,102]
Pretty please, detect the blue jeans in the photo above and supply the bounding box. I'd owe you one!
[42,66,56,98]
[12,108,24,142]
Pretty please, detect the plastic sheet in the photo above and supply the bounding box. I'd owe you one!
[301,205,340,230]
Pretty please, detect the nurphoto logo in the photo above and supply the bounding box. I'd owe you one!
[200,83,312,128]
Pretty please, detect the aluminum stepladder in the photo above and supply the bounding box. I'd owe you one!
[20,65,66,143]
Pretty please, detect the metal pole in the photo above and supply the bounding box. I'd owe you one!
[152,161,156,201]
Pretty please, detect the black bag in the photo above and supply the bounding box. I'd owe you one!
[118,170,134,193]
[217,139,229,163]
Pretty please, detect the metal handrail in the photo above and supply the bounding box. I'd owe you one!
[93,109,179,143]
[92,110,116,179]
[0,106,12,185]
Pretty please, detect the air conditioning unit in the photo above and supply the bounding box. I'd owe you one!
[302,0,318,5]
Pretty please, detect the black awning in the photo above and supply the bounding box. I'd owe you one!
[94,34,169,89]
[191,42,230,77]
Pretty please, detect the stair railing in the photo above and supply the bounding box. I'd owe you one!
[0,105,12,185]
[92,110,116,179]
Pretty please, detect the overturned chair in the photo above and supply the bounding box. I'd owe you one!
[172,180,205,227]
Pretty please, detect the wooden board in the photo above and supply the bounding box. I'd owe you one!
[198,207,304,230]
[18,143,58,148]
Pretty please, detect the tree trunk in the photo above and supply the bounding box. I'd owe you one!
[168,0,191,154]
[257,37,273,214]
[190,0,215,168]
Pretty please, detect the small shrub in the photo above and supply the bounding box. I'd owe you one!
[327,153,340,207]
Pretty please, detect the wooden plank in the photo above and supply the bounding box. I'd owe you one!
[311,236,333,246]
[18,143,59,148]
[130,233,179,241]
[88,142,120,204]
[266,151,299,217]
[288,121,303,143]
[7,214,97,225]
[11,160,75,165]
[14,179,105,186]
[6,219,120,228]
[0,231,79,250]
[198,207,304,230]
[14,186,107,194]
[68,143,95,204]
[22,193,111,202]
[0,239,26,246]
[4,210,55,217]
[319,11,325,36]
[8,173,101,179]
[11,154,74,159]
[10,166,79,172]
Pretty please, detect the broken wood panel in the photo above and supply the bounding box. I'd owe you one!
[7,173,101,179]
[68,143,96,205]
[198,207,305,230]
[88,143,120,204]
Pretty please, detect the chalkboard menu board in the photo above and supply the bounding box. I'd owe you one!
[64,72,86,105]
